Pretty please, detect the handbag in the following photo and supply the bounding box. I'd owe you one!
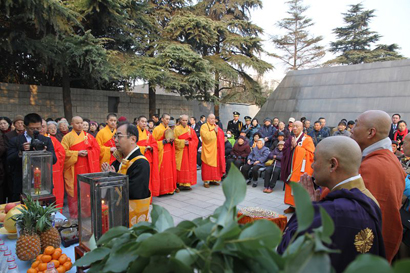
[265,159,275,166]
[400,198,410,247]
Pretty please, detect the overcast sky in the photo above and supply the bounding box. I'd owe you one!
[250,0,410,80]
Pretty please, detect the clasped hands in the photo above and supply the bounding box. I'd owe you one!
[101,162,116,172]
[300,173,321,202]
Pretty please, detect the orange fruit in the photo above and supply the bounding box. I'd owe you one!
[51,260,60,268]
[36,254,43,261]
[52,249,62,260]
[58,254,67,265]
[38,263,47,271]
[44,246,55,255]
[56,266,66,273]
[63,262,72,271]
[31,261,40,268]
[27,268,38,273]
[66,257,71,263]
[41,254,52,263]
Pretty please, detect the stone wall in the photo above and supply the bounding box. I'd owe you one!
[0,82,259,125]
[255,59,410,126]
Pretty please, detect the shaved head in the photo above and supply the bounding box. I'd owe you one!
[313,136,362,188]
[292,121,304,136]
[72,116,83,133]
[207,114,216,125]
[72,116,83,123]
[351,110,391,151]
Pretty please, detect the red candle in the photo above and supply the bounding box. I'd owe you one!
[101,201,109,235]
[33,167,41,195]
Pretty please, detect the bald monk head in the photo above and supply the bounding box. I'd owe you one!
[72,116,83,133]
[207,114,216,125]
[312,136,362,190]
[403,134,410,157]
[179,114,189,127]
[351,110,391,151]
[292,121,304,136]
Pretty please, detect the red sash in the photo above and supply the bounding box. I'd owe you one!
[104,138,116,164]
[137,132,160,197]
[177,128,198,185]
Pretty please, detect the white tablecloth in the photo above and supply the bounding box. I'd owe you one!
[1,212,77,272]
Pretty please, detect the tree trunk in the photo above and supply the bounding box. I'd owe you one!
[148,82,156,118]
[213,71,220,117]
[62,70,73,121]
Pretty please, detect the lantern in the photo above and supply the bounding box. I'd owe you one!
[22,151,54,203]
[76,172,129,251]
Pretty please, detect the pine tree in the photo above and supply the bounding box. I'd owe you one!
[185,0,272,116]
[327,3,405,65]
[271,0,325,70]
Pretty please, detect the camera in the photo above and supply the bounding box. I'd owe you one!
[31,130,46,151]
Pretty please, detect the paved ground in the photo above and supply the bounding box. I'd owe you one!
[152,171,290,224]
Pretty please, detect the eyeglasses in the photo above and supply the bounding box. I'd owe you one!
[113,134,129,139]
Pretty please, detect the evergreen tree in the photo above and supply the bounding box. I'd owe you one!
[271,0,325,70]
[183,0,272,116]
[327,3,405,65]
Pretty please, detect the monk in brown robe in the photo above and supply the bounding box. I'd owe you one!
[350,110,406,262]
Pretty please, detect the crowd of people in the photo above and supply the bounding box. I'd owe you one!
[0,110,409,271]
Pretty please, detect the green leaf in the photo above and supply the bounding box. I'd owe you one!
[127,257,150,273]
[319,206,334,241]
[136,233,152,242]
[285,241,332,273]
[151,204,174,231]
[194,220,215,241]
[175,248,198,268]
[97,226,130,246]
[103,242,140,272]
[343,254,393,273]
[222,164,246,209]
[135,232,186,257]
[74,247,111,267]
[233,219,282,249]
[393,259,410,273]
[291,182,314,234]
[89,234,98,251]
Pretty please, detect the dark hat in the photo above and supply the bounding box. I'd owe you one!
[264,117,272,123]
[233,111,240,116]
[278,131,285,136]
[118,116,127,122]
[392,141,399,146]
[13,115,24,124]
[338,121,347,126]
[348,120,355,125]
[244,116,251,121]
[240,129,247,133]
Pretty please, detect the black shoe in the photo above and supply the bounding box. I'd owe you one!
[252,182,258,188]
[246,179,252,185]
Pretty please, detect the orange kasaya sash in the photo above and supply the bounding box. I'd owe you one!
[137,131,160,197]
[177,128,198,185]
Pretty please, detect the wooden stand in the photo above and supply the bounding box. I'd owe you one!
[75,244,90,273]
[20,193,56,206]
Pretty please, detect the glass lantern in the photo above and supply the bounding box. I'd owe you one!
[22,151,53,198]
[77,172,129,251]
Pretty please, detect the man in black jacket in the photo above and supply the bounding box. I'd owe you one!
[227,111,243,139]
[102,122,150,200]
[6,113,57,201]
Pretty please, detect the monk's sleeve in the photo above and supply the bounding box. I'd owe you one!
[152,128,164,153]
[200,125,213,145]
[174,129,185,151]
[61,135,78,169]
[55,140,66,169]
[96,130,110,159]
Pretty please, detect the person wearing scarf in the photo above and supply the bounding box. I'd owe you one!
[393,120,408,151]
[0,117,12,135]
[280,121,315,214]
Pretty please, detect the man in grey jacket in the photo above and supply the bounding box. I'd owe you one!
[241,139,270,187]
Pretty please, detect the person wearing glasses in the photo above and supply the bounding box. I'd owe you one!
[61,116,100,219]
[6,113,57,202]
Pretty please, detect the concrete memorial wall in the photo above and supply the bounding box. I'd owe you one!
[256,59,410,126]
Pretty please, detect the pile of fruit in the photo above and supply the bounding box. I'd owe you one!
[27,246,72,273]
[0,203,23,233]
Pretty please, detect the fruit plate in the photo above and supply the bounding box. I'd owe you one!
[0,227,17,239]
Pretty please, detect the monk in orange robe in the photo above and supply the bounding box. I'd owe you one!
[96,114,117,166]
[152,114,177,195]
[174,115,198,190]
[200,114,225,188]
[42,119,66,212]
[351,110,405,262]
[62,116,100,218]
[136,115,160,197]
[281,121,315,213]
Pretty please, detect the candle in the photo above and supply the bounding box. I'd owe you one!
[101,200,109,235]
[33,167,41,195]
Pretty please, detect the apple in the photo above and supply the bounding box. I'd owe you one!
[5,203,17,213]
[0,213,6,222]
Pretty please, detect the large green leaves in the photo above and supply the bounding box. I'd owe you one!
[135,232,186,257]
[290,182,314,234]
[234,220,282,250]
[74,247,111,267]
[343,254,392,273]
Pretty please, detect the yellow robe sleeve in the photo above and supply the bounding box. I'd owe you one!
[96,126,113,164]
[174,126,187,171]
[200,123,218,167]
[61,133,78,170]
[152,124,165,167]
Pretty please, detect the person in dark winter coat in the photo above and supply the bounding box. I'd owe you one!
[226,136,250,174]
[258,118,276,148]
[264,141,284,193]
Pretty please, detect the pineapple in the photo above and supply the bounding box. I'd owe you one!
[37,202,61,252]
[13,198,41,261]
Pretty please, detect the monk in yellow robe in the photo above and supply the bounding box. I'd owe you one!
[136,115,160,197]
[200,114,225,188]
[96,113,117,166]
[174,115,199,190]
[280,121,315,213]
[62,116,100,218]
[152,114,177,195]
